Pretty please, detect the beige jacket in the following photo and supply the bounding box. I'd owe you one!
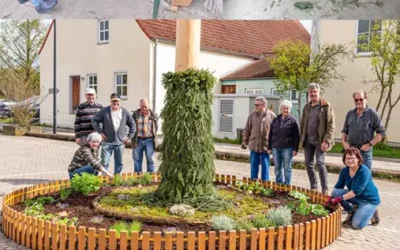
[300,99,335,150]
[242,110,276,153]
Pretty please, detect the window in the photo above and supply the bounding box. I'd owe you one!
[271,89,279,96]
[87,74,97,93]
[357,20,382,53]
[246,89,263,95]
[289,90,297,101]
[115,73,128,99]
[98,20,109,43]
[221,85,236,94]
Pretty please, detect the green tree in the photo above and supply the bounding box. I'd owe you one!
[0,19,47,101]
[268,41,351,118]
[359,20,400,131]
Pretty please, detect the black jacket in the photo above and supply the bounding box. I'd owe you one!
[268,114,300,152]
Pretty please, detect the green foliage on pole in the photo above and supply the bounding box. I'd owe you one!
[155,68,217,202]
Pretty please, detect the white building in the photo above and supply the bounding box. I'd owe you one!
[39,19,310,136]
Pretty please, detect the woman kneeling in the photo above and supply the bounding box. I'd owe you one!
[326,147,380,229]
[68,132,113,179]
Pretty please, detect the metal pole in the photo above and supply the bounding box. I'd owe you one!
[53,20,57,134]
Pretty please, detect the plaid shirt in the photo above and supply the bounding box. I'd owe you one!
[137,113,154,138]
[68,145,102,172]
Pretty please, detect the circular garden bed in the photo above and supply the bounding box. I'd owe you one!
[2,173,342,249]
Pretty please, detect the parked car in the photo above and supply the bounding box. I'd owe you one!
[0,101,16,117]
[13,96,41,119]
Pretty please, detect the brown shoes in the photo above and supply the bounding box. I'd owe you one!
[371,209,380,226]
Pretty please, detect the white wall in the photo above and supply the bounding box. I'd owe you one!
[154,43,252,129]
[40,20,152,128]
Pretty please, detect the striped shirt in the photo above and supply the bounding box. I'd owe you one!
[68,145,102,172]
[74,102,103,139]
[137,113,154,138]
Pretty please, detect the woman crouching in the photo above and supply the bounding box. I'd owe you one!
[327,147,380,229]
[68,132,113,179]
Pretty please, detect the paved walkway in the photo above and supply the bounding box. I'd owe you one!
[0,0,222,19]
[0,135,400,249]
[223,0,400,19]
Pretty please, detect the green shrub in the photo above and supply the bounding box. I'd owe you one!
[139,173,152,185]
[252,215,275,229]
[211,215,236,231]
[266,206,292,227]
[110,221,142,236]
[59,188,73,201]
[126,177,139,186]
[235,219,254,232]
[70,173,102,196]
[112,175,124,187]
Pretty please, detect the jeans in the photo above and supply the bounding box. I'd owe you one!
[360,148,373,169]
[272,147,293,185]
[332,188,378,229]
[304,143,329,192]
[69,165,96,179]
[30,0,44,7]
[133,138,155,173]
[250,151,270,181]
[101,143,125,175]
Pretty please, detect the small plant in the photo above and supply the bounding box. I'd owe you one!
[266,206,292,227]
[235,219,254,231]
[59,188,73,201]
[24,203,44,216]
[70,173,102,196]
[211,215,236,231]
[126,177,139,186]
[110,221,142,236]
[310,204,329,216]
[289,190,308,202]
[138,173,152,185]
[252,215,274,229]
[38,213,56,221]
[25,196,56,207]
[236,181,274,196]
[56,217,79,227]
[90,216,104,224]
[112,175,124,187]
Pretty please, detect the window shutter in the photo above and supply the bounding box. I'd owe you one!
[219,99,234,133]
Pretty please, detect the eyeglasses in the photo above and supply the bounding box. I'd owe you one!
[354,98,364,102]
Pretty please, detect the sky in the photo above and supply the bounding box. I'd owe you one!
[300,20,312,34]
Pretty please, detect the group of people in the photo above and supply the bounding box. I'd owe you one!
[68,88,158,180]
[242,83,384,229]
[18,0,58,14]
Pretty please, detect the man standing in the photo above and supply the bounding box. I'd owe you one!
[342,90,386,169]
[242,96,276,181]
[132,99,159,173]
[300,83,335,195]
[74,88,103,145]
[92,93,136,175]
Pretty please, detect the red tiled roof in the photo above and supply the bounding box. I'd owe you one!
[136,20,310,58]
[220,57,274,80]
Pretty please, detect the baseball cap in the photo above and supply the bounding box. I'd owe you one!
[85,88,96,95]
[110,93,121,101]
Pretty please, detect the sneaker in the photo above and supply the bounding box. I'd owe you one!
[35,0,58,14]
[371,209,380,226]
[18,0,29,4]
[343,210,355,225]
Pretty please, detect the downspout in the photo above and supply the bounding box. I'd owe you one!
[53,19,57,134]
[152,39,158,114]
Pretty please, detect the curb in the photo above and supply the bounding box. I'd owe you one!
[3,131,400,183]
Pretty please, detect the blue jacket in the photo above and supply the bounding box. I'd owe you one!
[334,164,380,205]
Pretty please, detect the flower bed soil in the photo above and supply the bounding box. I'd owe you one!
[11,184,332,234]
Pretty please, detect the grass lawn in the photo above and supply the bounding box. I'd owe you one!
[213,137,400,159]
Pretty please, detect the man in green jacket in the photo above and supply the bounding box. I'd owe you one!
[300,83,335,195]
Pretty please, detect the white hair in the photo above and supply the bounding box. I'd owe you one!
[255,96,267,105]
[280,100,293,111]
[87,132,102,143]
[308,83,320,91]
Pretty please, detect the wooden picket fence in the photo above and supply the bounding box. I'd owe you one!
[1,173,342,250]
